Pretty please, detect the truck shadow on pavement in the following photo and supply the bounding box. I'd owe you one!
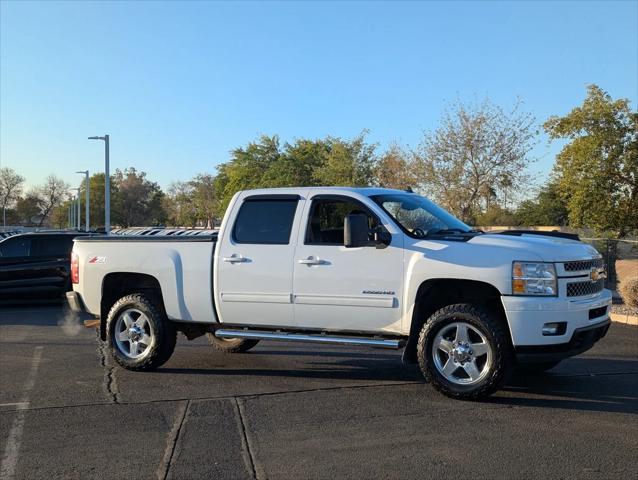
[494,358,638,414]
[160,354,638,415]
[160,354,425,383]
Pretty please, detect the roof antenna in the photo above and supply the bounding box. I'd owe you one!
[405,186,414,193]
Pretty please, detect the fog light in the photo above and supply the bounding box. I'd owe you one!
[542,322,567,336]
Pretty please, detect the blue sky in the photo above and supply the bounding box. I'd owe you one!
[1,0,636,192]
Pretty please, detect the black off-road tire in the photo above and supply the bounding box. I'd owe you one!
[417,303,513,400]
[206,334,260,353]
[516,361,561,374]
[107,293,176,371]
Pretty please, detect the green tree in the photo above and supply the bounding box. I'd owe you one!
[313,133,377,187]
[415,98,537,223]
[544,85,637,237]
[165,181,197,227]
[50,198,73,229]
[15,193,41,225]
[214,135,283,210]
[81,173,118,230]
[214,133,379,210]
[515,181,569,226]
[112,168,166,227]
[190,173,218,228]
[262,139,326,187]
[474,206,518,227]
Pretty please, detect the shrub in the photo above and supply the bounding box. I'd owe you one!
[619,276,638,308]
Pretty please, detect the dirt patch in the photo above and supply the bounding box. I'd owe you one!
[614,259,638,314]
[617,259,638,285]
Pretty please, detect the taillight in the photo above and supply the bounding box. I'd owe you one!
[71,251,79,284]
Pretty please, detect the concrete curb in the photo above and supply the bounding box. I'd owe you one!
[610,312,638,326]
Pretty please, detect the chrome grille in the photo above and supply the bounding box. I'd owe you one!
[567,279,604,297]
[563,258,604,272]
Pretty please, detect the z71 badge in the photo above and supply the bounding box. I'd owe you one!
[88,256,107,264]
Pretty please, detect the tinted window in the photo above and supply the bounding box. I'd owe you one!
[32,236,74,256]
[233,199,298,244]
[0,237,31,257]
[306,198,378,245]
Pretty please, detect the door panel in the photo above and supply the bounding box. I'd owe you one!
[216,194,304,327]
[293,195,404,334]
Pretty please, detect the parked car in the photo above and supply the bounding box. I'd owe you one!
[68,187,611,400]
[0,231,92,302]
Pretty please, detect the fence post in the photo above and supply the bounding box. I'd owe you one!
[605,239,618,292]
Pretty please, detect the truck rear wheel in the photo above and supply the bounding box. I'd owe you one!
[206,334,260,353]
[107,293,176,371]
[417,303,512,400]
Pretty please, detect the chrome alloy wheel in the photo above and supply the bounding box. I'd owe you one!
[432,322,492,385]
[114,308,154,359]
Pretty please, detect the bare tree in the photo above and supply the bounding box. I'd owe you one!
[36,175,69,227]
[0,167,25,226]
[415,99,536,223]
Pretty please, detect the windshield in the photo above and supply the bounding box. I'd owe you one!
[371,194,471,238]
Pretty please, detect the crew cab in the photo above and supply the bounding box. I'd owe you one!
[67,187,612,399]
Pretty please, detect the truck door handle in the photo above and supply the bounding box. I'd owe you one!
[223,254,248,263]
[298,256,327,266]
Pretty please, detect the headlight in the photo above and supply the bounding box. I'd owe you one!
[512,262,557,296]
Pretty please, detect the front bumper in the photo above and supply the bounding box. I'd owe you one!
[502,288,612,349]
[515,319,610,363]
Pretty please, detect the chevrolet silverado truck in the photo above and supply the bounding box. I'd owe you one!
[67,187,612,399]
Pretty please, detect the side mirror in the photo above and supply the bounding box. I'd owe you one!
[372,226,391,249]
[344,214,392,248]
[344,213,370,248]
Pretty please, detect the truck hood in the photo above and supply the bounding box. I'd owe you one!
[466,233,601,262]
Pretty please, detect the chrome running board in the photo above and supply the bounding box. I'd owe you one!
[214,329,404,349]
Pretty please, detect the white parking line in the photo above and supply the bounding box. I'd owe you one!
[0,346,43,480]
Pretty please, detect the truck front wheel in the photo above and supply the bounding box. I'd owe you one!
[107,294,177,371]
[206,334,260,353]
[417,303,512,400]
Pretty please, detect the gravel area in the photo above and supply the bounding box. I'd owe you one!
[611,303,638,316]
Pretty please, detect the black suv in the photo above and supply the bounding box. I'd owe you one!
[0,231,91,303]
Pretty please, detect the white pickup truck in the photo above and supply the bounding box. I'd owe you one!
[67,187,612,399]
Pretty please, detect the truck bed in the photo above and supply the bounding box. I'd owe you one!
[73,234,218,323]
[76,233,218,243]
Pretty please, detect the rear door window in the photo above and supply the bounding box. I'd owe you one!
[32,236,74,256]
[232,199,298,244]
[0,237,32,257]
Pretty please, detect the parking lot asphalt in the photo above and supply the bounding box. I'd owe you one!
[0,305,637,480]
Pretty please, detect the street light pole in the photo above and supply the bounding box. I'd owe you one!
[70,196,75,229]
[88,135,110,233]
[71,188,81,230]
[76,170,89,231]
[77,193,81,230]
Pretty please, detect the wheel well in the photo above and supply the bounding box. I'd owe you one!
[99,273,165,340]
[402,279,510,364]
